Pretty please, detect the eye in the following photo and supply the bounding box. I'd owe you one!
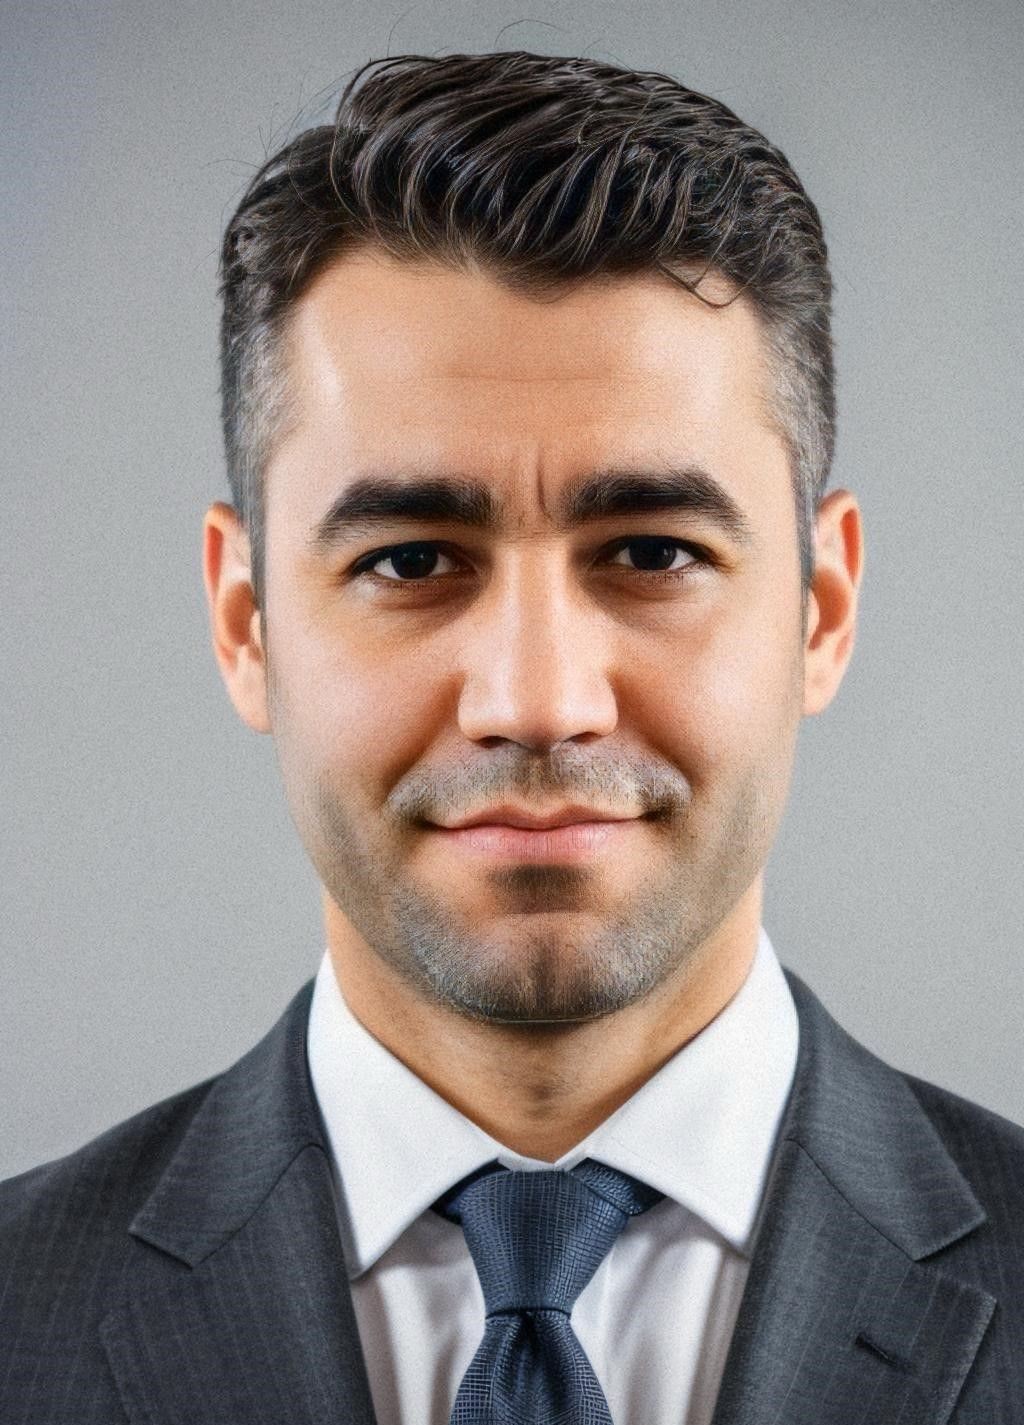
[354,541,461,581]
[350,535,709,586]
[605,537,702,574]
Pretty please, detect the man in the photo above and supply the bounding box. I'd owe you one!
[2,49,1022,1424]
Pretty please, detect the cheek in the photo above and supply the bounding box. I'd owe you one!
[270,626,448,801]
[633,610,801,785]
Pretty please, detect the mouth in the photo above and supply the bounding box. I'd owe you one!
[428,817,645,862]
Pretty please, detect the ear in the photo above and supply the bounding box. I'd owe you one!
[202,501,270,733]
[802,489,864,716]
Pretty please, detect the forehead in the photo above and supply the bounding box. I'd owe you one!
[269,248,789,531]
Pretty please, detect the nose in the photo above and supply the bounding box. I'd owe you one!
[455,557,619,751]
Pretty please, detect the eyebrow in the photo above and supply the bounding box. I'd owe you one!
[307,466,754,554]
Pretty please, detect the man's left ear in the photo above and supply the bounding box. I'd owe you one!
[803,489,864,716]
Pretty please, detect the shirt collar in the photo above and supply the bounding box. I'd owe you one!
[307,927,798,1278]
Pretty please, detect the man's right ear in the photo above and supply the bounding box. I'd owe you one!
[202,501,271,733]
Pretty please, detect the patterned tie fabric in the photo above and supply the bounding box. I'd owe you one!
[432,1158,664,1424]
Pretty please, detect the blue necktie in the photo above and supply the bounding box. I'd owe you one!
[433,1158,664,1423]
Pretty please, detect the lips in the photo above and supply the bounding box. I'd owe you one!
[429,814,642,862]
[442,805,635,831]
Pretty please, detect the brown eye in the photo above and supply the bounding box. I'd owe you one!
[356,542,459,581]
[351,535,709,587]
[607,538,700,573]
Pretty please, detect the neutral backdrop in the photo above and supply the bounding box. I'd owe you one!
[2,0,1022,1182]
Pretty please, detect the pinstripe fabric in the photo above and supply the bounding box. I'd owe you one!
[2,968,1024,1423]
[0,984,377,1425]
[433,1160,663,1422]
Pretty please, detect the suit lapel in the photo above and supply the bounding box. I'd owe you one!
[96,967,998,1424]
[711,971,995,1425]
[99,982,378,1425]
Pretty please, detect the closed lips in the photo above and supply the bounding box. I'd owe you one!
[442,807,637,830]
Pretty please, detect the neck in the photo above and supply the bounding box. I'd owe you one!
[325,885,762,1162]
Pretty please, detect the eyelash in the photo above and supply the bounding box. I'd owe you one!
[349,537,713,587]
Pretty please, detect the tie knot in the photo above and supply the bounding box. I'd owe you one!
[434,1160,663,1318]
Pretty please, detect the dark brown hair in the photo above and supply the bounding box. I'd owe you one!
[219,51,835,610]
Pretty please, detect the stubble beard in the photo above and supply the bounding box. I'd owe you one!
[267,647,803,1028]
[309,766,778,1027]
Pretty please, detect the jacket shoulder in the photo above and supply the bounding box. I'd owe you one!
[0,1075,225,1417]
[903,1070,1024,1213]
[900,1072,1024,1414]
[0,1072,220,1299]
[0,977,317,1417]
[1,977,316,1297]
[784,967,1024,1262]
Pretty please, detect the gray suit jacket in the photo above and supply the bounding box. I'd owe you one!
[2,970,1023,1423]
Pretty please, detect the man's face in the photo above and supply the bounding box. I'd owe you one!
[257,250,807,1025]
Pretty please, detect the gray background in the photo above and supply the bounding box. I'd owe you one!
[2,0,1022,1182]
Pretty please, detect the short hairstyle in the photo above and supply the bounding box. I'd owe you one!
[219,51,835,613]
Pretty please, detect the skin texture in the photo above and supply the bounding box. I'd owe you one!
[204,248,863,1161]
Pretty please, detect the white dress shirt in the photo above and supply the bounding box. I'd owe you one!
[307,927,799,1425]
